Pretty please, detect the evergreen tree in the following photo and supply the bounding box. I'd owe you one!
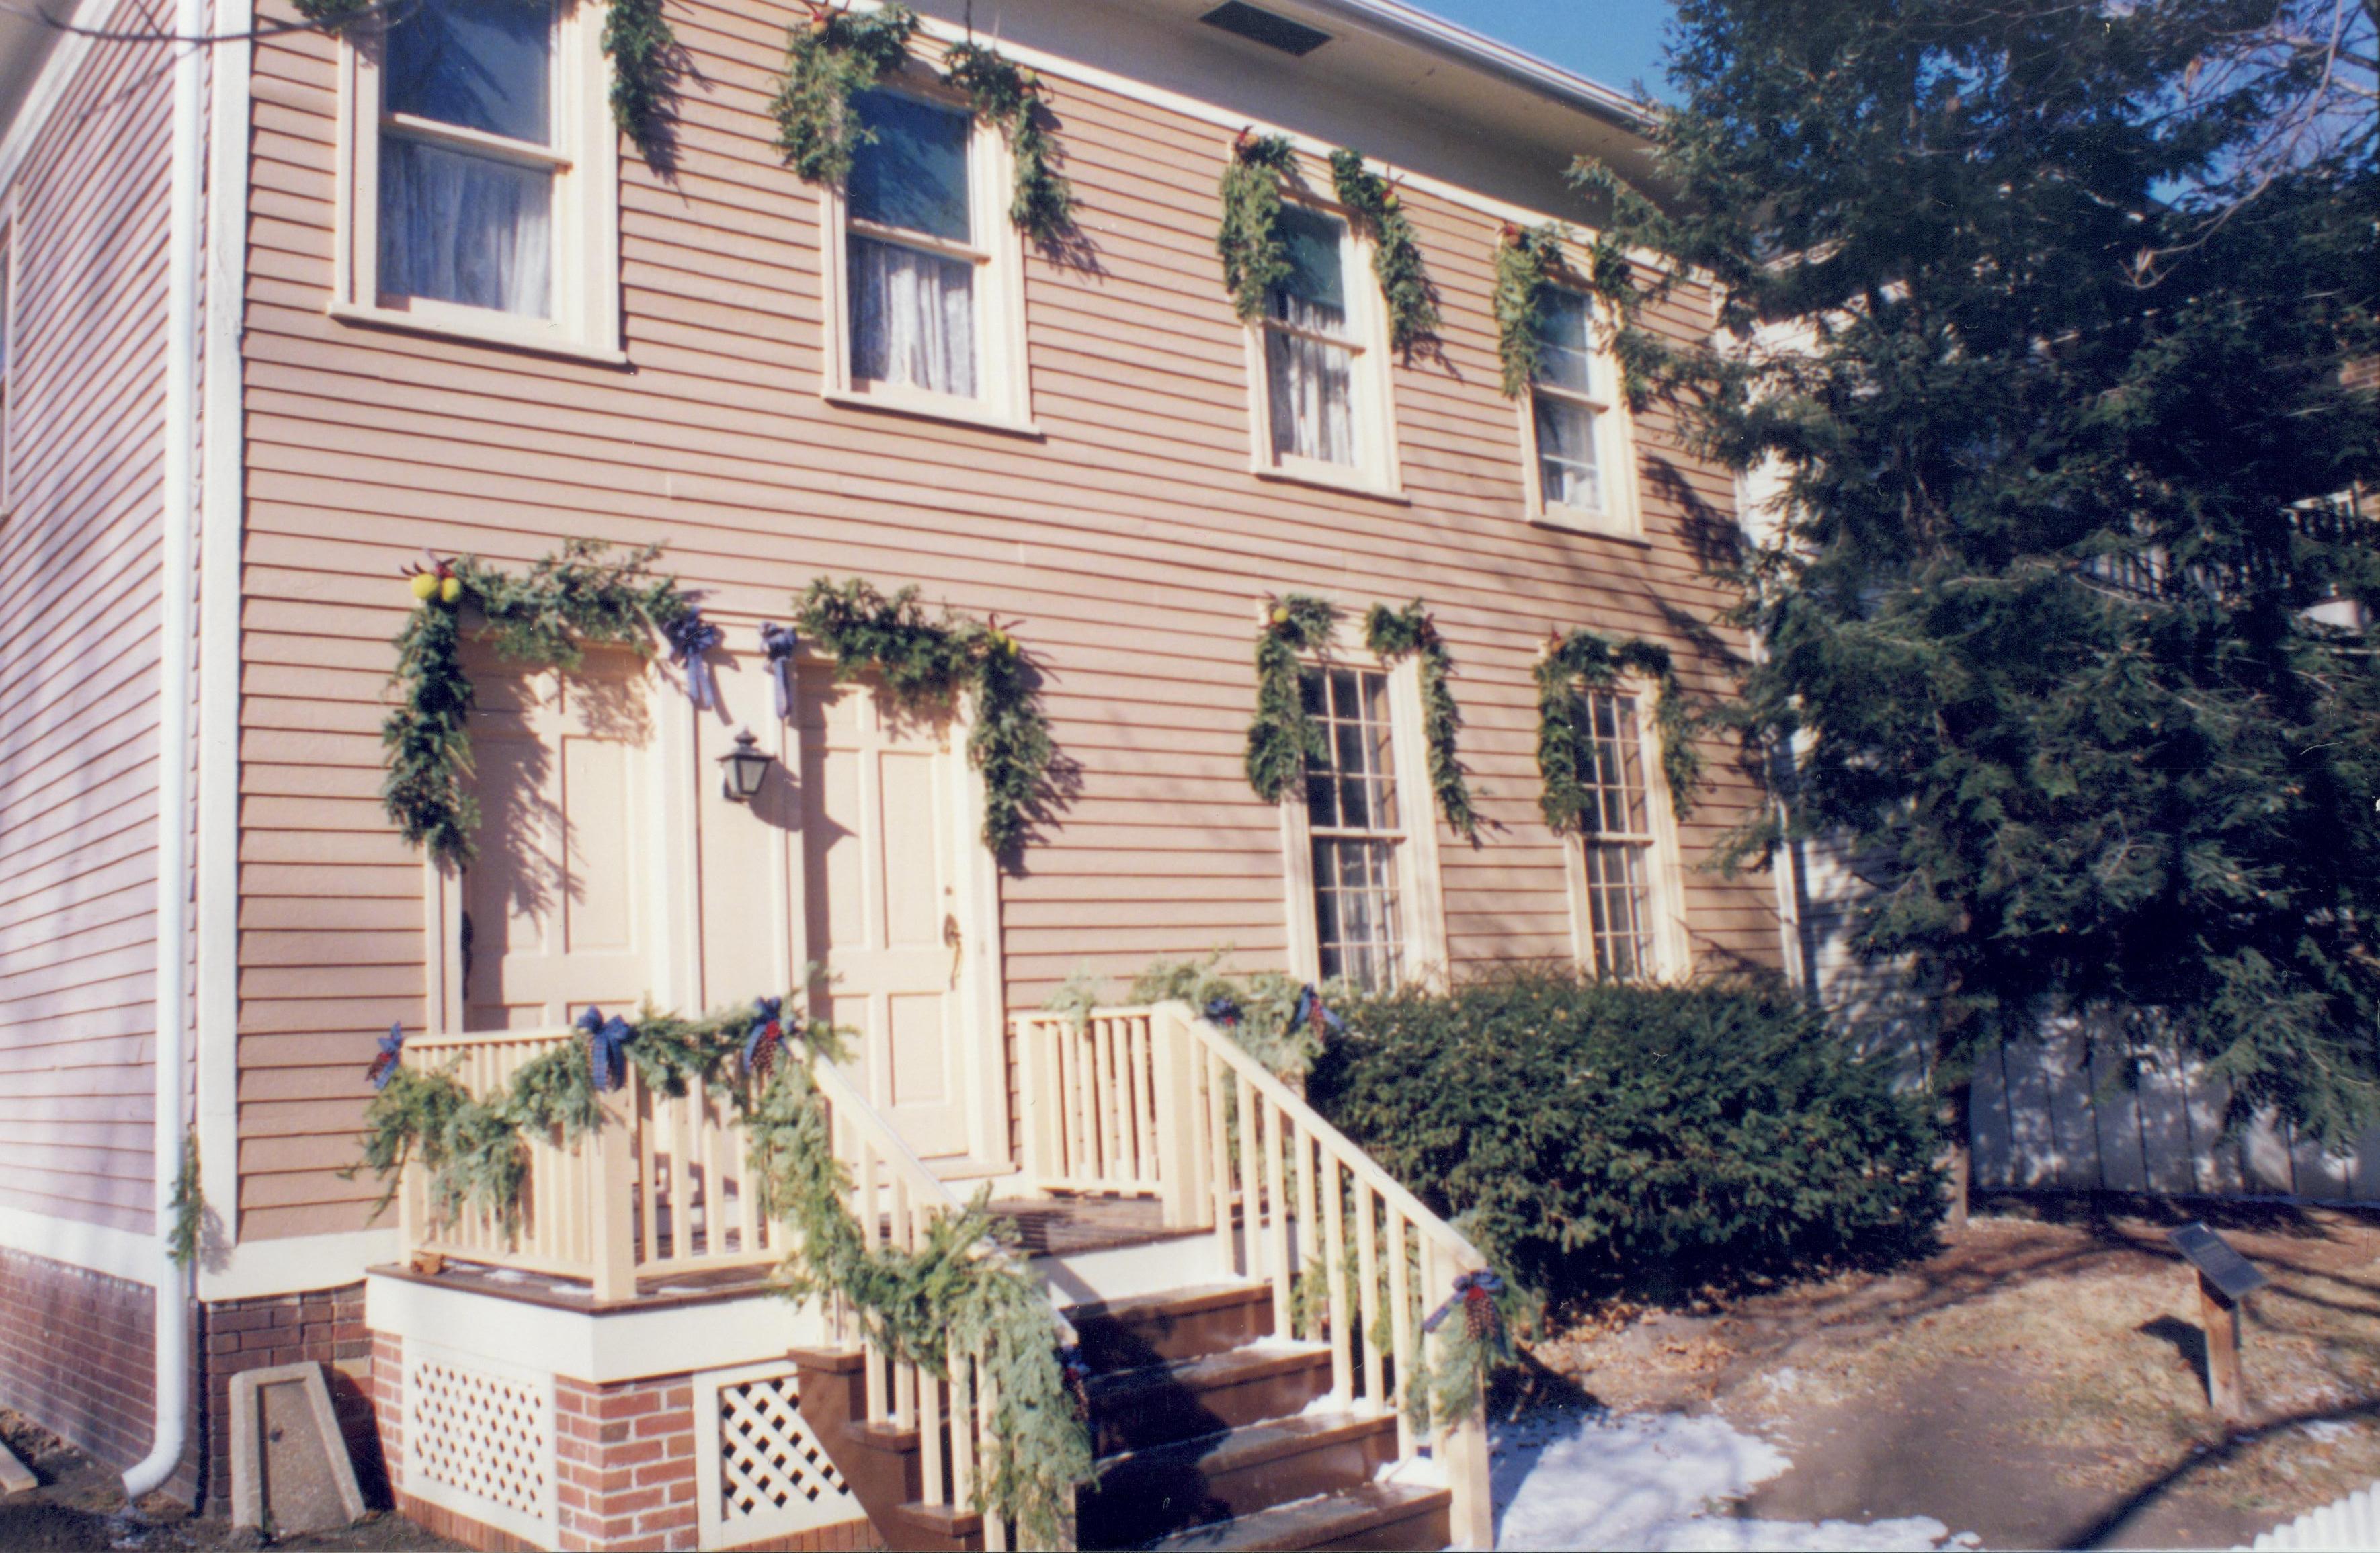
[1583,0,2380,1216]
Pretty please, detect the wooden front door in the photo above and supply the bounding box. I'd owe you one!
[461,652,659,1031]
[796,664,972,1160]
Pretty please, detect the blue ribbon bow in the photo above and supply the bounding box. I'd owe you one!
[1203,993,1243,1028]
[666,611,724,710]
[760,623,800,721]
[744,996,785,1079]
[1291,984,1346,1038]
[1421,1269,1505,1336]
[367,1021,406,1091]
[576,1005,635,1092]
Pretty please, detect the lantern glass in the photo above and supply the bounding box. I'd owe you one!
[718,729,773,803]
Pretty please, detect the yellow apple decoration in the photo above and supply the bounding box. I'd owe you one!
[410,571,439,602]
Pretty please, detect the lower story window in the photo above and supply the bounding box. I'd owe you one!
[1573,688,1663,980]
[1303,666,1404,991]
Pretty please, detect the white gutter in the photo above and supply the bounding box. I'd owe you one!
[1292,0,1657,131]
[124,0,208,1504]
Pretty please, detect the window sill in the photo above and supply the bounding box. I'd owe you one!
[1529,507,1649,546]
[823,386,1044,440]
[1251,462,1409,505]
[328,300,629,367]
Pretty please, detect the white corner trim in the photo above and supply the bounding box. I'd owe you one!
[0,0,114,199]
[195,0,252,1279]
[196,1228,402,1302]
[0,1203,157,1286]
[364,1275,835,1385]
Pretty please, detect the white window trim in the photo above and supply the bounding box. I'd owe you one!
[1519,287,1643,540]
[818,77,1036,436]
[1280,649,1448,990]
[1245,197,1403,499]
[1560,675,1690,982]
[331,0,622,363]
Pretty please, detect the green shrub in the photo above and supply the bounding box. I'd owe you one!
[1308,968,1944,1305]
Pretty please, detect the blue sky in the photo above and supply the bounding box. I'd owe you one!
[1415,1,1678,101]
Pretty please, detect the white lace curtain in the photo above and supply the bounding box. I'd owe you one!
[850,236,977,396]
[379,136,553,318]
[1266,292,1354,465]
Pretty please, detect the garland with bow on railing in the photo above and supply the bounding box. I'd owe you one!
[1363,601,1477,841]
[293,0,682,173]
[1217,130,1300,321]
[794,577,1053,862]
[1493,221,1569,400]
[350,995,1093,1544]
[1245,593,1342,804]
[1535,628,1701,827]
[772,3,1076,245]
[1404,1268,1518,1431]
[1328,149,1438,354]
[380,540,691,870]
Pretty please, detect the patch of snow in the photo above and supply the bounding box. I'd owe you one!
[1493,1408,1969,1552]
[2301,1419,2357,1445]
[1762,1367,1801,1395]
[1377,1452,1448,1488]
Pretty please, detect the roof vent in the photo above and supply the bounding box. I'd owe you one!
[1200,2,1333,56]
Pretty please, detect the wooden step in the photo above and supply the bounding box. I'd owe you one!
[1147,1480,1453,1551]
[1078,1412,1401,1548]
[1066,1282,1275,1372]
[1085,1343,1335,1455]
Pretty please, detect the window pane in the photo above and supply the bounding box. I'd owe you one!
[1266,327,1355,464]
[386,0,552,146]
[1584,841,1653,980]
[1535,395,1604,513]
[1571,689,1647,837]
[1536,288,1596,394]
[1314,837,1402,992]
[849,235,977,396]
[1274,206,1346,312]
[848,90,973,244]
[378,136,553,317]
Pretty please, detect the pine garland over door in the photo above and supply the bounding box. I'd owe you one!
[1534,629,1702,829]
[792,577,1055,863]
[381,541,690,871]
[1328,149,1439,354]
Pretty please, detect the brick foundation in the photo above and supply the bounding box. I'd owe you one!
[0,1245,201,1505]
[198,1284,384,1509]
[555,1374,701,1552]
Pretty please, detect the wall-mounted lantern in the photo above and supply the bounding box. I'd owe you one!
[717,728,774,804]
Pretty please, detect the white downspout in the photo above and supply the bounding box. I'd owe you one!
[124,0,207,1505]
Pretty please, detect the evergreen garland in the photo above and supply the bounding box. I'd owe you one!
[1244,593,1341,803]
[353,993,1092,1544]
[601,0,682,172]
[1362,602,1477,842]
[1493,222,1567,400]
[167,1135,204,1271]
[941,42,1076,245]
[773,1,920,185]
[292,0,372,25]
[1216,132,1299,321]
[794,577,1053,862]
[1125,951,1330,1081]
[382,541,689,871]
[1327,149,1438,354]
[1535,630,1700,829]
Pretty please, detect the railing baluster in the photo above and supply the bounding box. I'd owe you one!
[1293,1122,1317,1339]
[1205,1048,1234,1269]
[1387,1208,1415,1458]
[1262,1096,1292,1339]
[1356,1184,1383,1409]
[979,1361,1008,1553]
[1092,1015,1116,1183]
[1234,1069,1262,1286]
[948,1337,976,1513]
[1323,1156,1352,1402]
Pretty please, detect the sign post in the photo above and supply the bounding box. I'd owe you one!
[2167,1222,2266,1421]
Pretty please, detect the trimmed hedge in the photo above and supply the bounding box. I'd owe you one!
[1309,970,1944,1303]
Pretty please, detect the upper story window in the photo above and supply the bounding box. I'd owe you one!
[1249,204,1398,493]
[822,85,1030,431]
[1523,289,1637,535]
[1567,687,1677,979]
[333,0,619,359]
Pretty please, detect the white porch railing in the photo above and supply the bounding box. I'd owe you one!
[1011,1000,1497,1548]
[398,1030,780,1300]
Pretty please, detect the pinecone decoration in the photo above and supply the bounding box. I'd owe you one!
[1463,1282,1499,1343]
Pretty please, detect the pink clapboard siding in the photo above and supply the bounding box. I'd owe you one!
[235,0,1780,1239]
[0,4,173,1235]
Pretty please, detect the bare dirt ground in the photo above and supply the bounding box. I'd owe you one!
[0,1408,459,1553]
[1523,1198,2380,1550]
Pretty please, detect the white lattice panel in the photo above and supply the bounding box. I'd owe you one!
[403,1341,559,1547]
[694,1361,863,1548]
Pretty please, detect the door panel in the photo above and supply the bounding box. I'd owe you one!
[797,665,970,1157]
[462,652,656,1032]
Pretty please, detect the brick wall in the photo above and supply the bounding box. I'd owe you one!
[198,1284,382,1507]
[555,1374,700,1552]
[0,1247,199,1504]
